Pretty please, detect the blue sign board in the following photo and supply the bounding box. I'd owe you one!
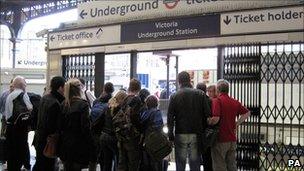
[121,15,220,43]
[138,74,149,88]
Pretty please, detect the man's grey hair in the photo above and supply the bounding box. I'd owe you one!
[217,79,229,93]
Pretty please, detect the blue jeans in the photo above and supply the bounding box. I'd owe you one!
[174,134,200,171]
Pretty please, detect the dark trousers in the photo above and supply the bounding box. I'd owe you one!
[100,132,118,171]
[117,138,141,171]
[33,142,56,171]
[64,162,85,171]
[142,150,163,171]
[6,125,30,171]
[202,147,213,171]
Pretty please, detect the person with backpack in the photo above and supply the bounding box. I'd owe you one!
[114,79,143,171]
[4,76,33,171]
[33,76,65,171]
[59,78,96,171]
[89,82,114,171]
[140,95,164,171]
[79,78,96,108]
[99,90,127,171]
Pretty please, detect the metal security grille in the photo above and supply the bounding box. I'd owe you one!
[62,54,95,90]
[260,43,304,171]
[221,42,304,170]
[222,44,261,170]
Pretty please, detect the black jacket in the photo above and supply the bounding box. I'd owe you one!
[35,90,64,145]
[59,98,95,164]
[167,87,211,141]
[101,107,118,136]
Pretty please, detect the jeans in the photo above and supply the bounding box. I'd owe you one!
[174,134,200,171]
[211,142,237,171]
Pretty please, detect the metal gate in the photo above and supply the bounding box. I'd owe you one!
[221,44,261,170]
[62,54,95,90]
[259,43,304,171]
[220,42,304,170]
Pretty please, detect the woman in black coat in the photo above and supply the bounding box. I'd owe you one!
[59,78,95,171]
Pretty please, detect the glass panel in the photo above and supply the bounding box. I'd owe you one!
[105,53,130,93]
[137,48,218,100]
[0,25,13,68]
[173,48,218,86]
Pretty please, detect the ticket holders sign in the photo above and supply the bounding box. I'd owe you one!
[221,6,304,35]
[121,15,220,43]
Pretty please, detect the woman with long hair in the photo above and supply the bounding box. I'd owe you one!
[100,90,128,171]
[59,78,95,171]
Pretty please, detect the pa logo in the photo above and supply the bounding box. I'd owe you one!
[163,0,180,9]
[288,159,302,168]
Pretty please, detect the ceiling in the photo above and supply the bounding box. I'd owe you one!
[0,0,59,12]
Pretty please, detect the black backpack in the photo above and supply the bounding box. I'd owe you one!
[9,93,31,128]
[28,92,42,130]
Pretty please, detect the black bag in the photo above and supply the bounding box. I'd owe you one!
[144,131,172,161]
[9,93,31,128]
[204,125,220,148]
[143,109,172,161]
[0,137,7,161]
[28,92,42,130]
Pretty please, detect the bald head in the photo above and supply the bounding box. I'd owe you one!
[12,76,26,91]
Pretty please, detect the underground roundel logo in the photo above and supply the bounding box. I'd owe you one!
[163,0,180,9]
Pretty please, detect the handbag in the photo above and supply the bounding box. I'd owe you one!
[144,131,172,161]
[143,109,172,161]
[43,133,59,158]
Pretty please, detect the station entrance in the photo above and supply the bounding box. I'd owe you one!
[59,42,304,170]
[47,2,303,170]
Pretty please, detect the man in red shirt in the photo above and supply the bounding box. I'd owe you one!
[208,79,250,171]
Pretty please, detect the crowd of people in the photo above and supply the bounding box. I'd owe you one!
[0,71,250,171]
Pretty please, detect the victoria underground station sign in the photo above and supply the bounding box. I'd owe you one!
[121,15,220,43]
